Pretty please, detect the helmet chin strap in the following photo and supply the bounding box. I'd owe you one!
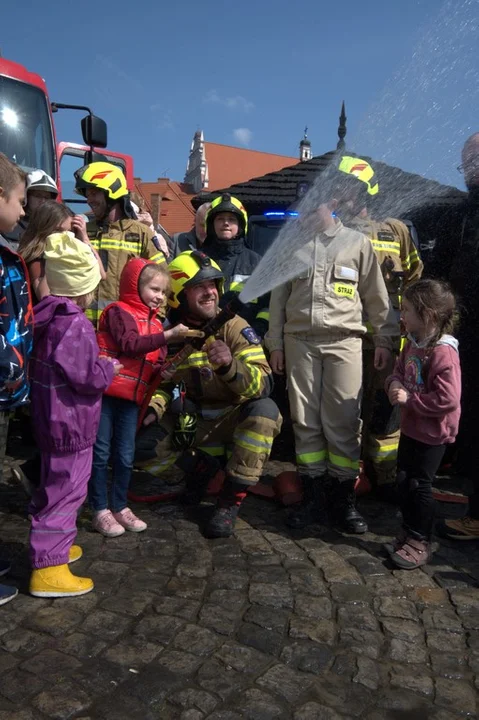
[97,194,136,223]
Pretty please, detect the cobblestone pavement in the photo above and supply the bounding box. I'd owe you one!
[0,455,478,720]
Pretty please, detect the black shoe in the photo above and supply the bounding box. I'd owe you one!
[180,473,211,506]
[205,506,239,538]
[176,450,221,505]
[285,475,328,530]
[331,479,368,534]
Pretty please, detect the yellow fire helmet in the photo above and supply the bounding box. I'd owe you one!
[74,161,129,200]
[168,250,225,309]
[206,193,248,237]
[338,156,379,196]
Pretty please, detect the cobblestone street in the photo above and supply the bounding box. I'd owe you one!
[0,456,478,720]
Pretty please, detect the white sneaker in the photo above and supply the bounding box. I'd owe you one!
[92,510,125,537]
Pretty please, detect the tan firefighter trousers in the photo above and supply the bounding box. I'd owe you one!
[284,334,362,482]
[135,398,282,486]
[361,347,400,487]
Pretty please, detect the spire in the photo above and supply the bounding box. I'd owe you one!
[299,126,312,161]
[337,102,347,150]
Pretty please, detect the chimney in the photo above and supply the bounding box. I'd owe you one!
[150,193,161,228]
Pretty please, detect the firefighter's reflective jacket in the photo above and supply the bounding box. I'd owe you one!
[86,218,167,327]
[348,216,423,312]
[149,314,274,421]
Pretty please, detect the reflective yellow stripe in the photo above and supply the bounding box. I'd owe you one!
[256,310,269,321]
[241,364,262,398]
[400,336,407,351]
[150,252,166,263]
[89,239,143,253]
[371,240,401,255]
[235,438,271,454]
[297,450,327,465]
[329,452,359,471]
[177,351,209,369]
[372,443,399,462]
[142,453,178,475]
[85,308,101,321]
[198,445,225,457]
[234,429,273,453]
[152,389,171,404]
[236,347,266,362]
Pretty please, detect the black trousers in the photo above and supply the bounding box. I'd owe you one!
[397,433,446,539]
[455,345,479,518]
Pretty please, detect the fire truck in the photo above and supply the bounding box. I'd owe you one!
[0,55,134,213]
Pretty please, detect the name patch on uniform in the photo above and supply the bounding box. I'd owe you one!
[337,266,357,281]
[125,233,140,243]
[241,327,261,344]
[334,283,355,298]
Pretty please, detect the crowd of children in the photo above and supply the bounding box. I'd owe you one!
[0,150,464,606]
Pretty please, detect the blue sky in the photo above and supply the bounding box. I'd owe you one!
[2,0,478,189]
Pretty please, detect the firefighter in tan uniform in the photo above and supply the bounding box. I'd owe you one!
[266,170,396,533]
[135,250,282,538]
[337,156,423,494]
[74,162,167,328]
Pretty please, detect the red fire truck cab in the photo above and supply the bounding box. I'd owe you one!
[0,56,134,211]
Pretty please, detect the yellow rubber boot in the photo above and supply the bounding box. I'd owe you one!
[68,545,82,564]
[30,564,94,598]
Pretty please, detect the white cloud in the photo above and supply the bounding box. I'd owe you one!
[204,89,254,113]
[233,128,253,147]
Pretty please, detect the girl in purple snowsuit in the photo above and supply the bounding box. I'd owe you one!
[29,232,119,598]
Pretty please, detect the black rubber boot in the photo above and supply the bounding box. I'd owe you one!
[176,450,221,506]
[285,475,327,530]
[331,479,368,534]
[205,480,248,538]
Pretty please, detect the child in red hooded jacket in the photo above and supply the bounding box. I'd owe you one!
[90,259,198,537]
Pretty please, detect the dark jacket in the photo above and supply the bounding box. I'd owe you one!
[30,296,114,452]
[427,190,479,354]
[168,229,199,260]
[202,235,269,337]
[0,241,33,411]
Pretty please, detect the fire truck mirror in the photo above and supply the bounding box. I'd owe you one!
[81,114,107,149]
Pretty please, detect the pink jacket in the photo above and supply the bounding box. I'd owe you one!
[385,334,461,446]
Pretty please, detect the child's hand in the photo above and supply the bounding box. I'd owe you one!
[164,324,204,341]
[143,411,157,427]
[103,357,123,376]
[71,215,89,244]
[389,387,409,406]
[269,350,285,375]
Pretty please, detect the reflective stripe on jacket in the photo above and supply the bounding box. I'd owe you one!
[149,314,273,421]
[86,218,167,327]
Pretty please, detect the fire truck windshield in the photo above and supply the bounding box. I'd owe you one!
[0,75,55,179]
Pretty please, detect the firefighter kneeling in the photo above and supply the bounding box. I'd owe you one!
[135,250,282,538]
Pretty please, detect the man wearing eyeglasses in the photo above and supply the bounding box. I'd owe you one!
[430,132,479,540]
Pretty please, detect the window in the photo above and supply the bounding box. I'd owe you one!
[0,75,55,178]
[59,149,127,214]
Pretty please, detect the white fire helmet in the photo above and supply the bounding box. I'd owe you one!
[26,170,59,197]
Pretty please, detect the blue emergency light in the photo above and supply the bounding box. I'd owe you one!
[263,211,299,217]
